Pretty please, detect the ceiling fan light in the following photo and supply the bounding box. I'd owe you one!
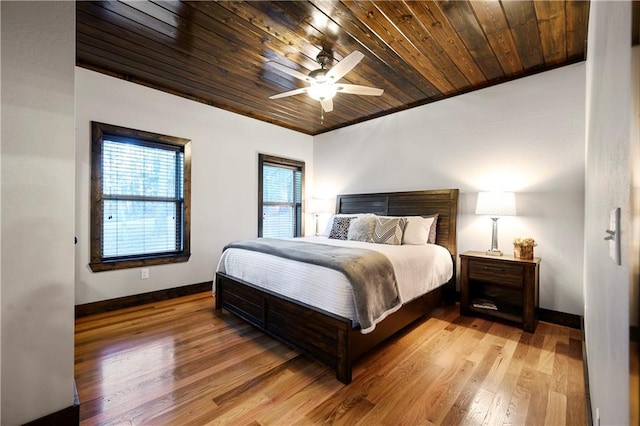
[307,82,337,101]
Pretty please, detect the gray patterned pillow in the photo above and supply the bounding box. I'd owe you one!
[328,216,354,240]
[427,214,439,243]
[372,217,407,245]
[347,215,376,242]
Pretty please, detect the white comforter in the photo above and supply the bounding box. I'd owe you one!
[215,236,453,327]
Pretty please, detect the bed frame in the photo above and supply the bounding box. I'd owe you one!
[215,189,459,384]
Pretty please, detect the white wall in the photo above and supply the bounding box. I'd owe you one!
[0,3,3,422]
[75,68,313,304]
[584,1,633,424]
[1,2,76,424]
[315,64,586,316]
[631,45,640,329]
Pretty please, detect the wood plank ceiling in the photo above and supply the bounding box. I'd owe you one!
[77,1,592,136]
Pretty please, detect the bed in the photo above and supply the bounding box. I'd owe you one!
[214,189,459,384]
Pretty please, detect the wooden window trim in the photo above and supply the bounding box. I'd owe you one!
[258,154,305,238]
[89,122,191,272]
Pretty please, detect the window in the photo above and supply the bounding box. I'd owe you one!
[258,154,305,238]
[90,122,191,272]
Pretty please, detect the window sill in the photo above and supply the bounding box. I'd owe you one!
[89,253,190,272]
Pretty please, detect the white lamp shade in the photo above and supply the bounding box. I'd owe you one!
[307,198,332,214]
[475,192,516,216]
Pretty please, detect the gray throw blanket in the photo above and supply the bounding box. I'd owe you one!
[224,238,401,333]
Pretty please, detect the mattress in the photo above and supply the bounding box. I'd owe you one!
[215,236,453,326]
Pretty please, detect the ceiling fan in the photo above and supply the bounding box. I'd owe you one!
[267,50,384,113]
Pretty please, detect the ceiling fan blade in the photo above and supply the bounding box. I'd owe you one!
[266,61,312,82]
[269,87,308,99]
[336,83,384,96]
[320,98,334,112]
[326,51,364,82]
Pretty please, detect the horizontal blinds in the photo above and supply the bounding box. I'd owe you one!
[103,140,182,199]
[262,164,302,238]
[102,139,184,259]
[263,165,295,203]
[262,205,295,238]
[103,200,182,258]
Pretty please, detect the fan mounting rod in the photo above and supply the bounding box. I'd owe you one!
[316,49,332,69]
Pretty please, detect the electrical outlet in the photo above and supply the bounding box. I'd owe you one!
[141,268,149,279]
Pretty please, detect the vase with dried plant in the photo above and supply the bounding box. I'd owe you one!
[513,237,536,259]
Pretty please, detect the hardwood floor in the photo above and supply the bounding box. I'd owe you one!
[75,292,587,425]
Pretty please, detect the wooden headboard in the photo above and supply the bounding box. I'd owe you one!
[335,189,459,258]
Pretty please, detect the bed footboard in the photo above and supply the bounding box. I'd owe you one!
[215,271,354,383]
[215,271,448,384]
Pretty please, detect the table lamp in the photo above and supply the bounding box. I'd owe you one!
[475,191,516,256]
[307,198,330,236]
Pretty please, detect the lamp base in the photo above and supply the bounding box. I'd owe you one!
[485,217,503,256]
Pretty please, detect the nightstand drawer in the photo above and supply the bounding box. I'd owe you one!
[468,259,523,287]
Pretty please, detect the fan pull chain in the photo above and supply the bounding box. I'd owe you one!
[320,104,324,124]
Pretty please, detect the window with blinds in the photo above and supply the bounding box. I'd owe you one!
[258,154,305,238]
[90,122,191,272]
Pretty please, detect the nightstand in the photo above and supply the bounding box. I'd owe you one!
[460,251,540,332]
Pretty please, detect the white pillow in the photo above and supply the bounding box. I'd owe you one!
[402,216,435,245]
